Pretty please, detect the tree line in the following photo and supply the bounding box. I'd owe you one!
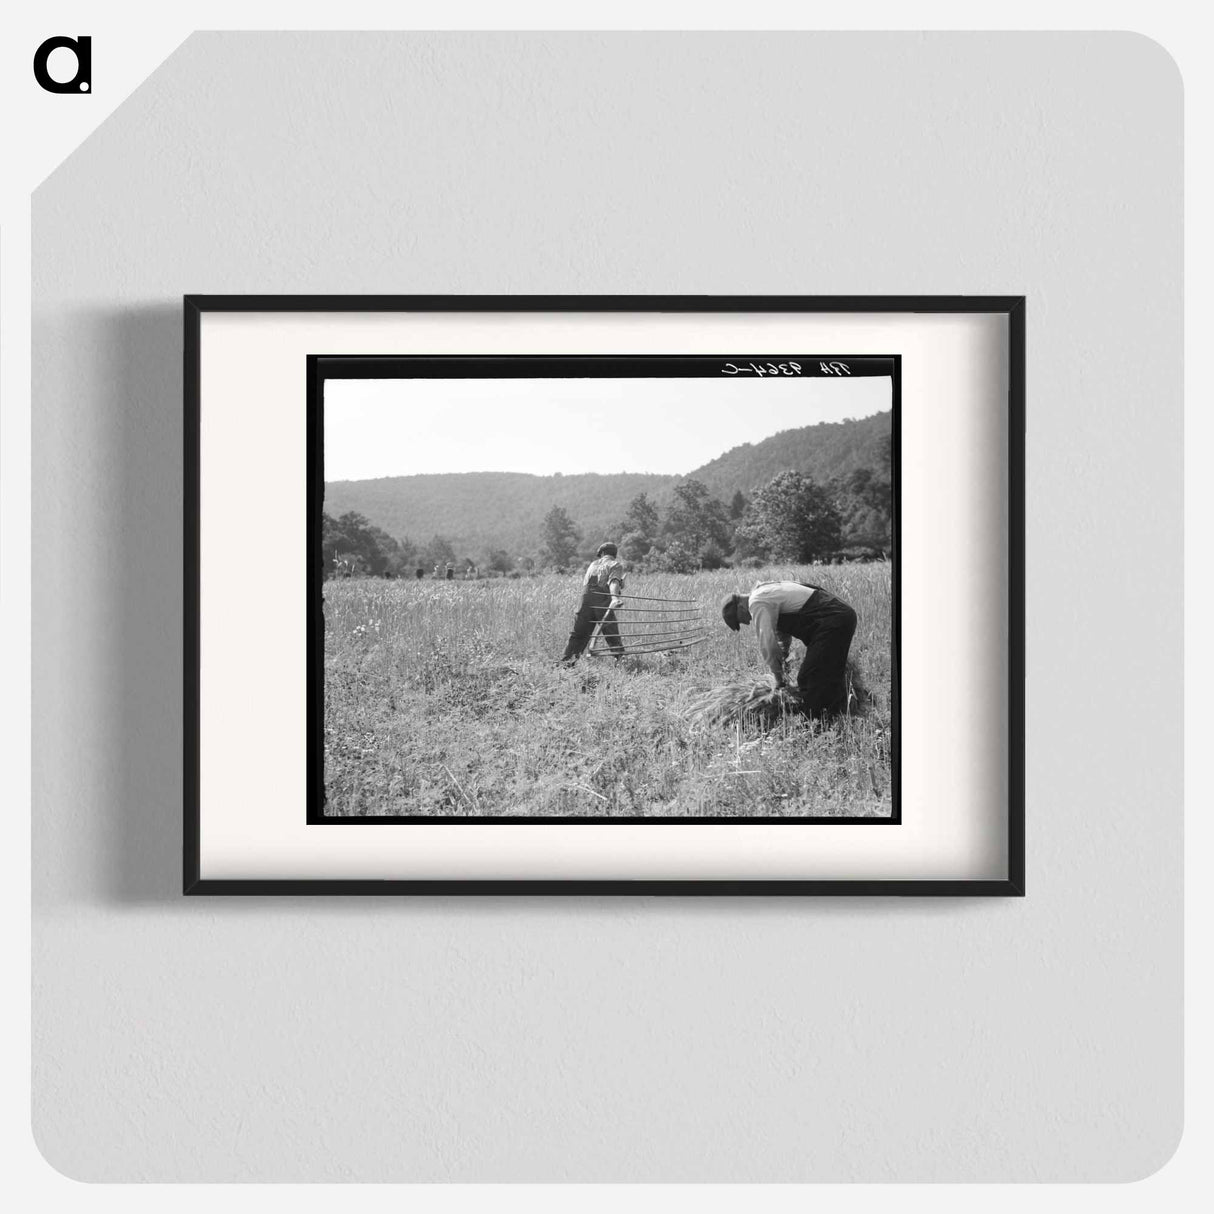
[322,443,891,579]
[542,457,890,572]
[322,512,527,579]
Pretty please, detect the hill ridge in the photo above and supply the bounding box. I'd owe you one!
[323,411,891,559]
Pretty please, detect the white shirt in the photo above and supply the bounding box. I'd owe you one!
[748,582,816,684]
[747,581,816,615]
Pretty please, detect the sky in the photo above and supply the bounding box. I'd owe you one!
[324,374,891,481]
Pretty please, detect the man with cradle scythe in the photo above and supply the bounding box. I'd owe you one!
[560,542,627,663]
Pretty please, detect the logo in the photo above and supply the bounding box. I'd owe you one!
[33,35,91,94]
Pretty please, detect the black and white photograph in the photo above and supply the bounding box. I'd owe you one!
[313,355,898,822]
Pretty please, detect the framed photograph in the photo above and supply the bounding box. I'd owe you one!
[185,296,1024,894]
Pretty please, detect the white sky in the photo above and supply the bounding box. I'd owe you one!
[324,374,891,480]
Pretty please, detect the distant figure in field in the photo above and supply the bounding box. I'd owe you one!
[415,566,425,580]
[721,582,857,719]
[464,564,477,580]
[433,564,441,579]
[445,562,455,580]
[560,542,626,663]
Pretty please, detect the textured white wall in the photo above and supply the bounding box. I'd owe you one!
[31,32,1182,1181]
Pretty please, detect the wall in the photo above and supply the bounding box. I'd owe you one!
[31,32,1182,1181]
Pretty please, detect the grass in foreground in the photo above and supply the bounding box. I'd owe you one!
[323,565,893,818]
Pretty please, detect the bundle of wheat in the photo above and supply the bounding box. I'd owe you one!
[684,680,804,729]
[685,660,873,730]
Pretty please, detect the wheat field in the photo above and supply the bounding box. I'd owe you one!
[322,564,894,818]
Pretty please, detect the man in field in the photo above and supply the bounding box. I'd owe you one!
[721,581,857,718]
[560,542,626,663]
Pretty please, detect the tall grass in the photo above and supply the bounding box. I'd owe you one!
[323,565,893,818]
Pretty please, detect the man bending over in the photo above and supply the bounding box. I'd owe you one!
[721,581,857,718]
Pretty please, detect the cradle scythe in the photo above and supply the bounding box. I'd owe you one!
[586,593,706,658]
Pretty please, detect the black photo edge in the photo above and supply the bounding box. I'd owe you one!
[306,353,900,828]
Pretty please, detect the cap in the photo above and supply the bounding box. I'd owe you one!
[721,593,742,631]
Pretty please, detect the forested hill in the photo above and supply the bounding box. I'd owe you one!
[323,471,674,556]
[687,411,891,501]
[324,410,891,558]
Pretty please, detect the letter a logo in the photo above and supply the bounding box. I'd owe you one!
[34,36,92,94]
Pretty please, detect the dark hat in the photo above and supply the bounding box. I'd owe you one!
[721,593,743,631]
[596,542,618,558]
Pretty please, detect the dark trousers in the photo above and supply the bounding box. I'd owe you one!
[561,588,623,661]
[777,589,858,718]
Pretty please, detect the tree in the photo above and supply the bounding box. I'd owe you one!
[729,490,748,520]
[623,492,661,537]
[613,492,662,564]
[649,540,700,574]
[394,535,420,571]
[733,471,842,563]
[540,505,582,569]
[423,535,457,569]
[831,467,892,554]
[663,478,731,560]
[619,530,654,564]
[321,511,413,578]
[487,548,513,574]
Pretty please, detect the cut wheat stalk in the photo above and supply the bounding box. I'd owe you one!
[685,681,804,729]
[684,660,873,730]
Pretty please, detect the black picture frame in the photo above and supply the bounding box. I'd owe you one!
[184,295,1025,896]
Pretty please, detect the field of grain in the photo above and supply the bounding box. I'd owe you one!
[323,565,893,818]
